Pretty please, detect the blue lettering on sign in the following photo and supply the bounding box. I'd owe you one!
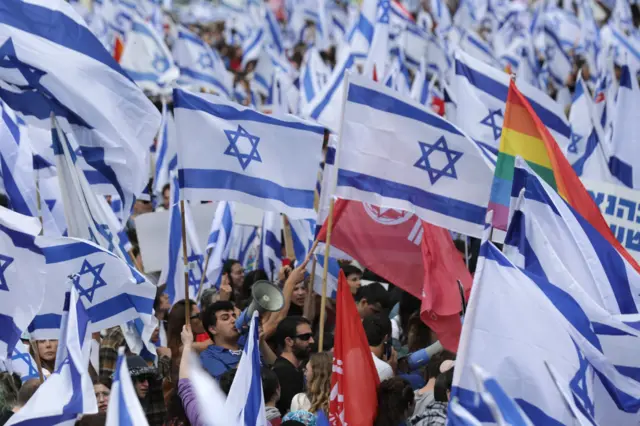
[589,190,640,253]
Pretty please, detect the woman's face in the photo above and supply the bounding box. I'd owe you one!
[189,305,205,335]
[94,383,110,413]
[304,361,313,386]
[37,340,58,362]
[292,282,307,307]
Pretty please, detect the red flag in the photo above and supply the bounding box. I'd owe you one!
[329,270,379,426]
[419,222,472,352]
[113,35,124,63]
[317,199,423,298]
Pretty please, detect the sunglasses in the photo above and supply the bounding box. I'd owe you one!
[295,333,313,341]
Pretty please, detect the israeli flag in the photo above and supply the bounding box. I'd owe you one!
[154,102,178,196]
[609,63,640,189]
[430,0,452,31]
[225,312,267,426]
[302,49,357,132]
[543,25,573,88]
[363,0,390,80]
[5,342,41,381]
[453,50,571,164]
[241,28,265,69]
[228,225,260,270]
[315,136,336,237]
[159,174,204,304]
[258,211,282,281]
[456,29,501,69]
[264,7,285,55]
[173,25,233,98]
[7,285,97,426]
[0,207,45,362]
[105,348,149,426]
[0,0,161,219]
[383,53,412,96]
[410,57,431,106]
[38,176,68,237]
[346,0,376,59]
[299,48,332,109]
[308,249,339,299]
[336,74,494,238]
[119,15,179,94]
[454,241,640,425]
[204,201,234,289]
[505,160,640,316]
[289,218,314,264]
[174,89,324,220]
[32,233,156,339]
[252,48,276,96]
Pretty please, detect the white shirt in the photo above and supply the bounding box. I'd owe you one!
[371,352,394,382]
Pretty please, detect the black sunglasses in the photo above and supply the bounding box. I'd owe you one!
[295,333,313,341]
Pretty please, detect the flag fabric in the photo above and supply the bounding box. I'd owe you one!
[105,347,149,426]
[0,0,162,218]
[419,220,472,352]
[225,312,267,426]
[334,73,494,238]
[329,270,379,426]
[5,341,41,381]
[7,285,97,426]
[174,88,324,219]
[383,54,412,95]
[608,63,640,189]
[308,249,340,299]
[288,218,314,263]
[448,398,482,426]
[119,15,179,94]
[258,211,282,281]
[363,0,391,80]
[487,80,640,272]
[345,0,376,60]
[453,50,570,164]
[154,101,178,196]
[264,7,285,55]
[159,173,204,304]
[0,207,45,362]
[299,47,332,109]
[504,160,640,315]
[228,225,259,270]
[241,28,265,69]
[453,241,640,425]
[187,352,229,426]
[173,25,233,98]
[204,201,234,289]
[32,234,156,339]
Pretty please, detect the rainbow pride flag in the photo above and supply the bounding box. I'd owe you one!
[489,80,640,271]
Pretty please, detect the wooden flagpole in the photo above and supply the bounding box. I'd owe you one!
[317,198,335,352]
[195,248,211,303]
[180,200,190,326]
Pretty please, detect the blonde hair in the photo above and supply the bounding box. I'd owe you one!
[307,352,332,413]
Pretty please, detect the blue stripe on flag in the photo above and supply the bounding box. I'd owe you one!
[40,242,106,263]
[179,68,231,97]
[337,169,486,224]
[179,169,315,209]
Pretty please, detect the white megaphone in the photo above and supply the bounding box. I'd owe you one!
[236,280,285,331]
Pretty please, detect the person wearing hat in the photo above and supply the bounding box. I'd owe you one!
[126,355,166,426]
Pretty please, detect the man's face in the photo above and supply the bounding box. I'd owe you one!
[357,299,383,319]
[229,263,245,289]
[162,188,170,209]
[134,377,149,399]
[211,309,239,341]
[291,323,314,360]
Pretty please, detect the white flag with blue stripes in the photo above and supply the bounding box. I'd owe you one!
[7,285,97,426]
[289,218,314,263]
[154,101,178,196]
[299,48,331,109]
[346,0,376,60]
[225,312,267,426]
[174,88,324,219]
[241,28,265,69]
[453,50,571,164]
[119,15,179,94]
[0,207,45,363]
[0,0,162,219]
[454,241,640,425]
[5,341,41,381]
[308,248,339,299]
[335,74,494,238]
[32,235,156,339]
[258,211,282,281]
[105,348,149,426]
[159,174,204,304]
[228,224,260,270]
[205,201,234,289]
[173,25,233,98]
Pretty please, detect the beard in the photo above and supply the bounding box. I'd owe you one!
[293,343,311,361]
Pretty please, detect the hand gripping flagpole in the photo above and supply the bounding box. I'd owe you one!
[180,200,190,326]
[318,71,351,352]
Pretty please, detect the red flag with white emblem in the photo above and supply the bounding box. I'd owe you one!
[329,270,379,426]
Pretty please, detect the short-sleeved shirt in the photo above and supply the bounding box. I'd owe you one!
[199,345,243,379]
[272,357,304,415]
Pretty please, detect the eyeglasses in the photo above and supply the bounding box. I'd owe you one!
[190,313,200,320]
[295,333,313,341]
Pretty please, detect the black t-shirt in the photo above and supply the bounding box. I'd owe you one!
[272,356,304,416]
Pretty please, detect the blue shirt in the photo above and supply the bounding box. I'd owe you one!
[199,345,243,380]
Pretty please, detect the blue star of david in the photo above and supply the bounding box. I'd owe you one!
[152,53,170,73]
[72,259,107,303]
[198,52,214,70]
[0,253,14,292]
[414,136,463,185]
[480,109,504,141]
[568,132,582,154]
[55,356,71,374]
[88,225,115,253]
[378,0,391,23]
[45,199,56,211]
[0,38,48,93]
[224,125,262,170]
[11,350,38,378]
[187,253,203,294]
[569,340,596,417]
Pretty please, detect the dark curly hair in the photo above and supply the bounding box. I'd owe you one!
[373,377,415,426]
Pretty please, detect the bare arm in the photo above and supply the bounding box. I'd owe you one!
[178,325,193,380]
